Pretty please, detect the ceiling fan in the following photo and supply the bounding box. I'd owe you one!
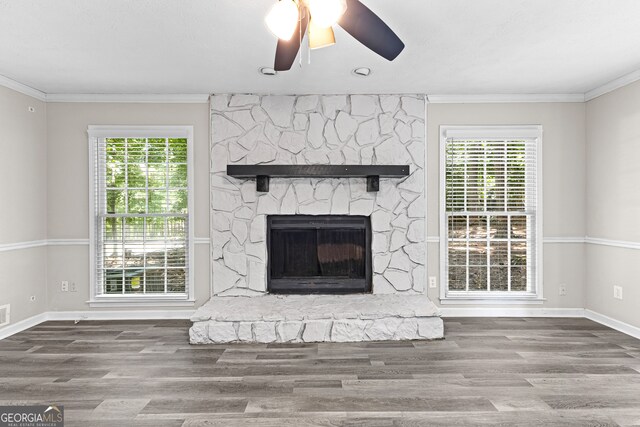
[265,0,405,71]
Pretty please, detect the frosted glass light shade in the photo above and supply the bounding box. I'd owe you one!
[309,20,336,49]
[265,0,299,41]
[305,0,347,28]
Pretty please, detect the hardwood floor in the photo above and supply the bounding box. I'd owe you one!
[1,317,639,426]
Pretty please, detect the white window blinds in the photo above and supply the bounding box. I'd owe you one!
[90,127,193,300]
[441,126,541,297]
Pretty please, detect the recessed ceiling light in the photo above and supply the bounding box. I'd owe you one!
[352,67,371,77]
[259,67,277,76]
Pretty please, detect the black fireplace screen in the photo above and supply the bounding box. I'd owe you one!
[267,215,372,294]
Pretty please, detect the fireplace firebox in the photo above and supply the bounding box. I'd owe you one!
[267,215,372,294]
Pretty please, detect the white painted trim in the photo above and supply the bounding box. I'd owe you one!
[543,236,586,244]
[423,94,430,283]
[47,238,90,246]
[439,297,545,305]
[585,309,640,340]
[438,125,544,302]
[0,235,594,253]
[47,93,209,103]
[440,307,585,317]
[88,298,196,308]
[0,237,209,252]
[0,74,47,101]
[0,310,194,340]
[88,125,194,139]
[428,94,585,104]
[87,125,196,303]
[2,309,638,342]
[397,236,587,245]
[48,310,195,321]
[0,312,49,340]
[585,69,640,101]
[585,236,640,250]
[442,125,544,139]
[0,240,47,253]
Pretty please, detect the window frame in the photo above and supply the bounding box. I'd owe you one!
[88,125,195,307]
[439,125,544,304]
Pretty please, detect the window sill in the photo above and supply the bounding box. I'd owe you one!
[88,296,196,308]
[439,296,546,305]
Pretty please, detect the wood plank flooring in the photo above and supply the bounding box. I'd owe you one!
[1,317,639,426]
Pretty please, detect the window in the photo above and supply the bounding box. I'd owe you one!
[88,126,194,305]
[439,126,542,302]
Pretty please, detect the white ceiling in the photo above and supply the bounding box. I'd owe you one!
[1,0,640,96]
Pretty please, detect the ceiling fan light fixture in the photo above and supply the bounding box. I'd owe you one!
[309,19,336,49]
[265,0,299,41]
[304,0,347,28]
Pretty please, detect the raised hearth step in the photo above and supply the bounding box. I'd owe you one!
[190,294,442,344]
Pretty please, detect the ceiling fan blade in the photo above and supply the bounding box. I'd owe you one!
[337,0,405,61]
[274,10,309,71]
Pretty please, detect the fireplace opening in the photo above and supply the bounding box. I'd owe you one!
[267,215,372,294]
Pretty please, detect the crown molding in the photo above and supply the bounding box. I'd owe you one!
[0,74,47,102]
[46,93,210,103]
[585,69,640,101]
[3,68,639,105]
[427,94,585,104]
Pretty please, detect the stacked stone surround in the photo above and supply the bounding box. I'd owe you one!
[193,93,442,344]
[209,93,426,296]
[190,294,443,344]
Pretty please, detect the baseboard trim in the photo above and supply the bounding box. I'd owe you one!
[584,309,640,340]
[47,310,195,321]
[439,307,585,317]
[0,310,194,340]
[0,312,49,340]
[3,308,639,341]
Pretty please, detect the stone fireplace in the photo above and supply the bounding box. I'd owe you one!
[189,93,443,344]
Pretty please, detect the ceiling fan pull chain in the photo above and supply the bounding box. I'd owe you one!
[298,5,303,68]
[306,8,311,64]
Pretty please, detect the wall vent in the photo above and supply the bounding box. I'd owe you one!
[0,304,10,327]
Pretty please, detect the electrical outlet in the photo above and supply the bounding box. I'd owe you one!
[614,285,623,300]
[69,282,77,292]
[559,284,567,296]
[429,276,437,289]
[61,281,69,292]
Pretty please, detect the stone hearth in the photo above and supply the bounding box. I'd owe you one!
[190,294,442,343]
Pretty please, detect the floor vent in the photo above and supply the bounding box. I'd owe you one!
[0,304,10,327]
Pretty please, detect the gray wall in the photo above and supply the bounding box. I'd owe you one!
[586,80,640,328]
[3,81,640,332]
[426,102,587,309]
[45,102,211,311]
[0,86,48,325]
